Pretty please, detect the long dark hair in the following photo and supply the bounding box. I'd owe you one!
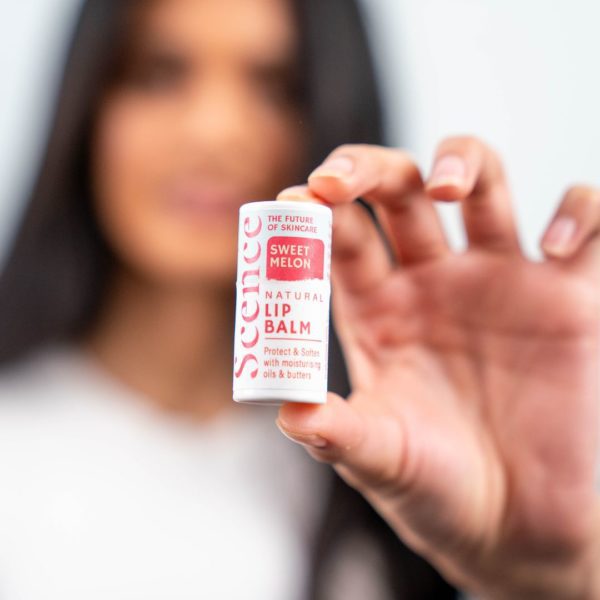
[0,0,456,597]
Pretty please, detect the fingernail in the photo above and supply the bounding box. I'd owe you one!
[276,419,329,448]
[542,216,578,256]
[428,154,467,189]
[308,156,355,180]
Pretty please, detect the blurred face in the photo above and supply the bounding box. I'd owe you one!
[92,0,306,285]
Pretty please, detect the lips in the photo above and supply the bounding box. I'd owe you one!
[162,180,249,222]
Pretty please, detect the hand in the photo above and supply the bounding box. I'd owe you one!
[275,138,600,599]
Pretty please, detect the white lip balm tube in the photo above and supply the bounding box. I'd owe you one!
[233,200,332,405]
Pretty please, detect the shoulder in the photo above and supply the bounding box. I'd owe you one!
[0,344,103,431]
[0,344,78,402]
[0,345,89,493]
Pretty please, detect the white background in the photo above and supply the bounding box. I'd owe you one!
[1,0,599,258]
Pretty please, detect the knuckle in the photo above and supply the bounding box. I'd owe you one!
[563,184,600,205]
[437,134,483,155]
[391,146,417,165]
[390,148,422,183]
[331,143,373,157]
[436,135,503,168]
[334,143,356,155]
[330,145,424,190]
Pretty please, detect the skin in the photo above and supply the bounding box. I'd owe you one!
[86,0,306,419]
[276,139,600,598]
[80,0,600,594]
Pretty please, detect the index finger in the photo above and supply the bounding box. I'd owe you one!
[307,145,449,265]
[277,184,392,294]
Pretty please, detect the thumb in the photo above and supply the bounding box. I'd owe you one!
[276,393,407,494]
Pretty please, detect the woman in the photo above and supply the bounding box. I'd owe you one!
[0,0,455,598]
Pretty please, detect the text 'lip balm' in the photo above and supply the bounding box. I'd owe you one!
[233,200,332,405]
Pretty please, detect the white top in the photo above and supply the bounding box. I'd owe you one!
[0,346,334,600]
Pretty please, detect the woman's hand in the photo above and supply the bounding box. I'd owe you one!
[275,138,600,599]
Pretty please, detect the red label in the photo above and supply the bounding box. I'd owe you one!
[266,236,324,281]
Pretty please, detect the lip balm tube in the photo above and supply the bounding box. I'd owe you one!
[233,200,332,405]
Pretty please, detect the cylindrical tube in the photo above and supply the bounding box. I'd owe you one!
[233,200,332,405]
